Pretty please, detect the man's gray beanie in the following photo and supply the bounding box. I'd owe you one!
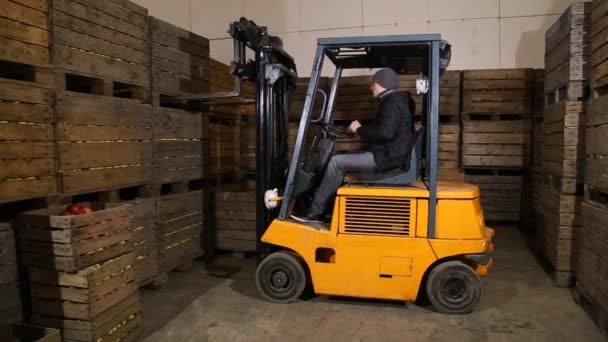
[372,68,399,90]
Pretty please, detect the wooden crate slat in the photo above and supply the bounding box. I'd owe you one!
[61,166,154,194]
[53,44,149,86]
[53,26,148,66]
[52,10,147,52]
[0,0,48,29]
[53,0,146,39]
[0,15,48,47]
[0,78,54,104]
[58,125,152,141]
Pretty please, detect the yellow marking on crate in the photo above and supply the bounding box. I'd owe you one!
[162,211,203,224]
[163,223,201,237]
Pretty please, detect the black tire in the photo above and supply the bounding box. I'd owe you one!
[426,261,482,315]
[255,251,307,303]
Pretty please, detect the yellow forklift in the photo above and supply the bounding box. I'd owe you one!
[190,19,495,315]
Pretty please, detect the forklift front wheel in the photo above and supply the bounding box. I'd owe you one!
[426,261,482,315]
[255,251,307,304]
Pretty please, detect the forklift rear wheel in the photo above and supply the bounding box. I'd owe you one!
[426,261,482,315]
[256,251,307,304]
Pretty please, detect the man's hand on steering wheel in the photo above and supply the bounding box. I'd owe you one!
[320,122,353,139]
[348,120,362,134]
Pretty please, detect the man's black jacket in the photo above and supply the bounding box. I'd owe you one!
[357,90,415,171]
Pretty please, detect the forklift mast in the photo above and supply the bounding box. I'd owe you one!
[227,18,298,256]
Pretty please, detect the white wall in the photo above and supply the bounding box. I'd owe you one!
[134,0,585,76]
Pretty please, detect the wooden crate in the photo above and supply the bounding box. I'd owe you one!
[108,199,158,287]
[240,124,256,174]
[157,190,204,273]
[542,101,586,195]
[0,75,57,203]
[463,69,533,115]
[539,186,581,286]
[400,70,462,120]
[32,293,140,342]
[0,323,60,342]
[592,0,608,90]
[465,169,523,222]
[208,106,256,175]
[214,187,256,252]
[333,72,461,121]
[149,16,209,104]
[439,124,460,170]
[29,252,137,320]
[209,58,255,99]
[17,203,133,272]
[57,93,153,194]
[576,198,608,336]
[544,2,592,105]
[289,77,330,121]
[586,94,608,192]
[462,119,530,168]
[52,0,150,100]
[0,0,50,68]
[154,107,209,184]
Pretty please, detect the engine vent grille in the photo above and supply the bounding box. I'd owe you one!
[344,196,411,236]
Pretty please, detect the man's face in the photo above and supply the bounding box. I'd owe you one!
[370,82,385,98]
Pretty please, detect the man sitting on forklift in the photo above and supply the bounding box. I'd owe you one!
[291,68,416,223]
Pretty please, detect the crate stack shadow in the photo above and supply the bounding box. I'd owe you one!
[537,2,590,287]
[523,69,546,231]
[0,222,20,323]
[17,203,142,341]
[574,0,608,335]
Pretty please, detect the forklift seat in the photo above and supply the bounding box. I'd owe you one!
[354,128,423,185]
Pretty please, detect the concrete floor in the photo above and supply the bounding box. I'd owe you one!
[140,227,606,342]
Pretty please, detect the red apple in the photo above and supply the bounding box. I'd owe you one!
[82,207,93,214]
[67,203,84,214]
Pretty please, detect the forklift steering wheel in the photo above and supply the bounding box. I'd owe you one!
[321,122,352,139]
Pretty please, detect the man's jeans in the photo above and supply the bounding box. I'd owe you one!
[310,152,376,215]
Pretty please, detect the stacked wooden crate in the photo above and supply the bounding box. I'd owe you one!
[154,107,209,185]
[0,0,57,203]
[462,69,533,222]
[149,16,209,106]
[150,17,211,186]
[213,185,256,253]
[52,0,154,195]
[109,199,159,287]
[208,59,256,177]
[156,190,204,275]
[57,94,154,195]
[545,2,592,106]
[538,3,591,287]
[0,222,20,323]
[576,0,608,328]
[18,203,141,341]
[53,0,149,101]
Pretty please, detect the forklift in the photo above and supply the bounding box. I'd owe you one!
[189,18,495,315]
